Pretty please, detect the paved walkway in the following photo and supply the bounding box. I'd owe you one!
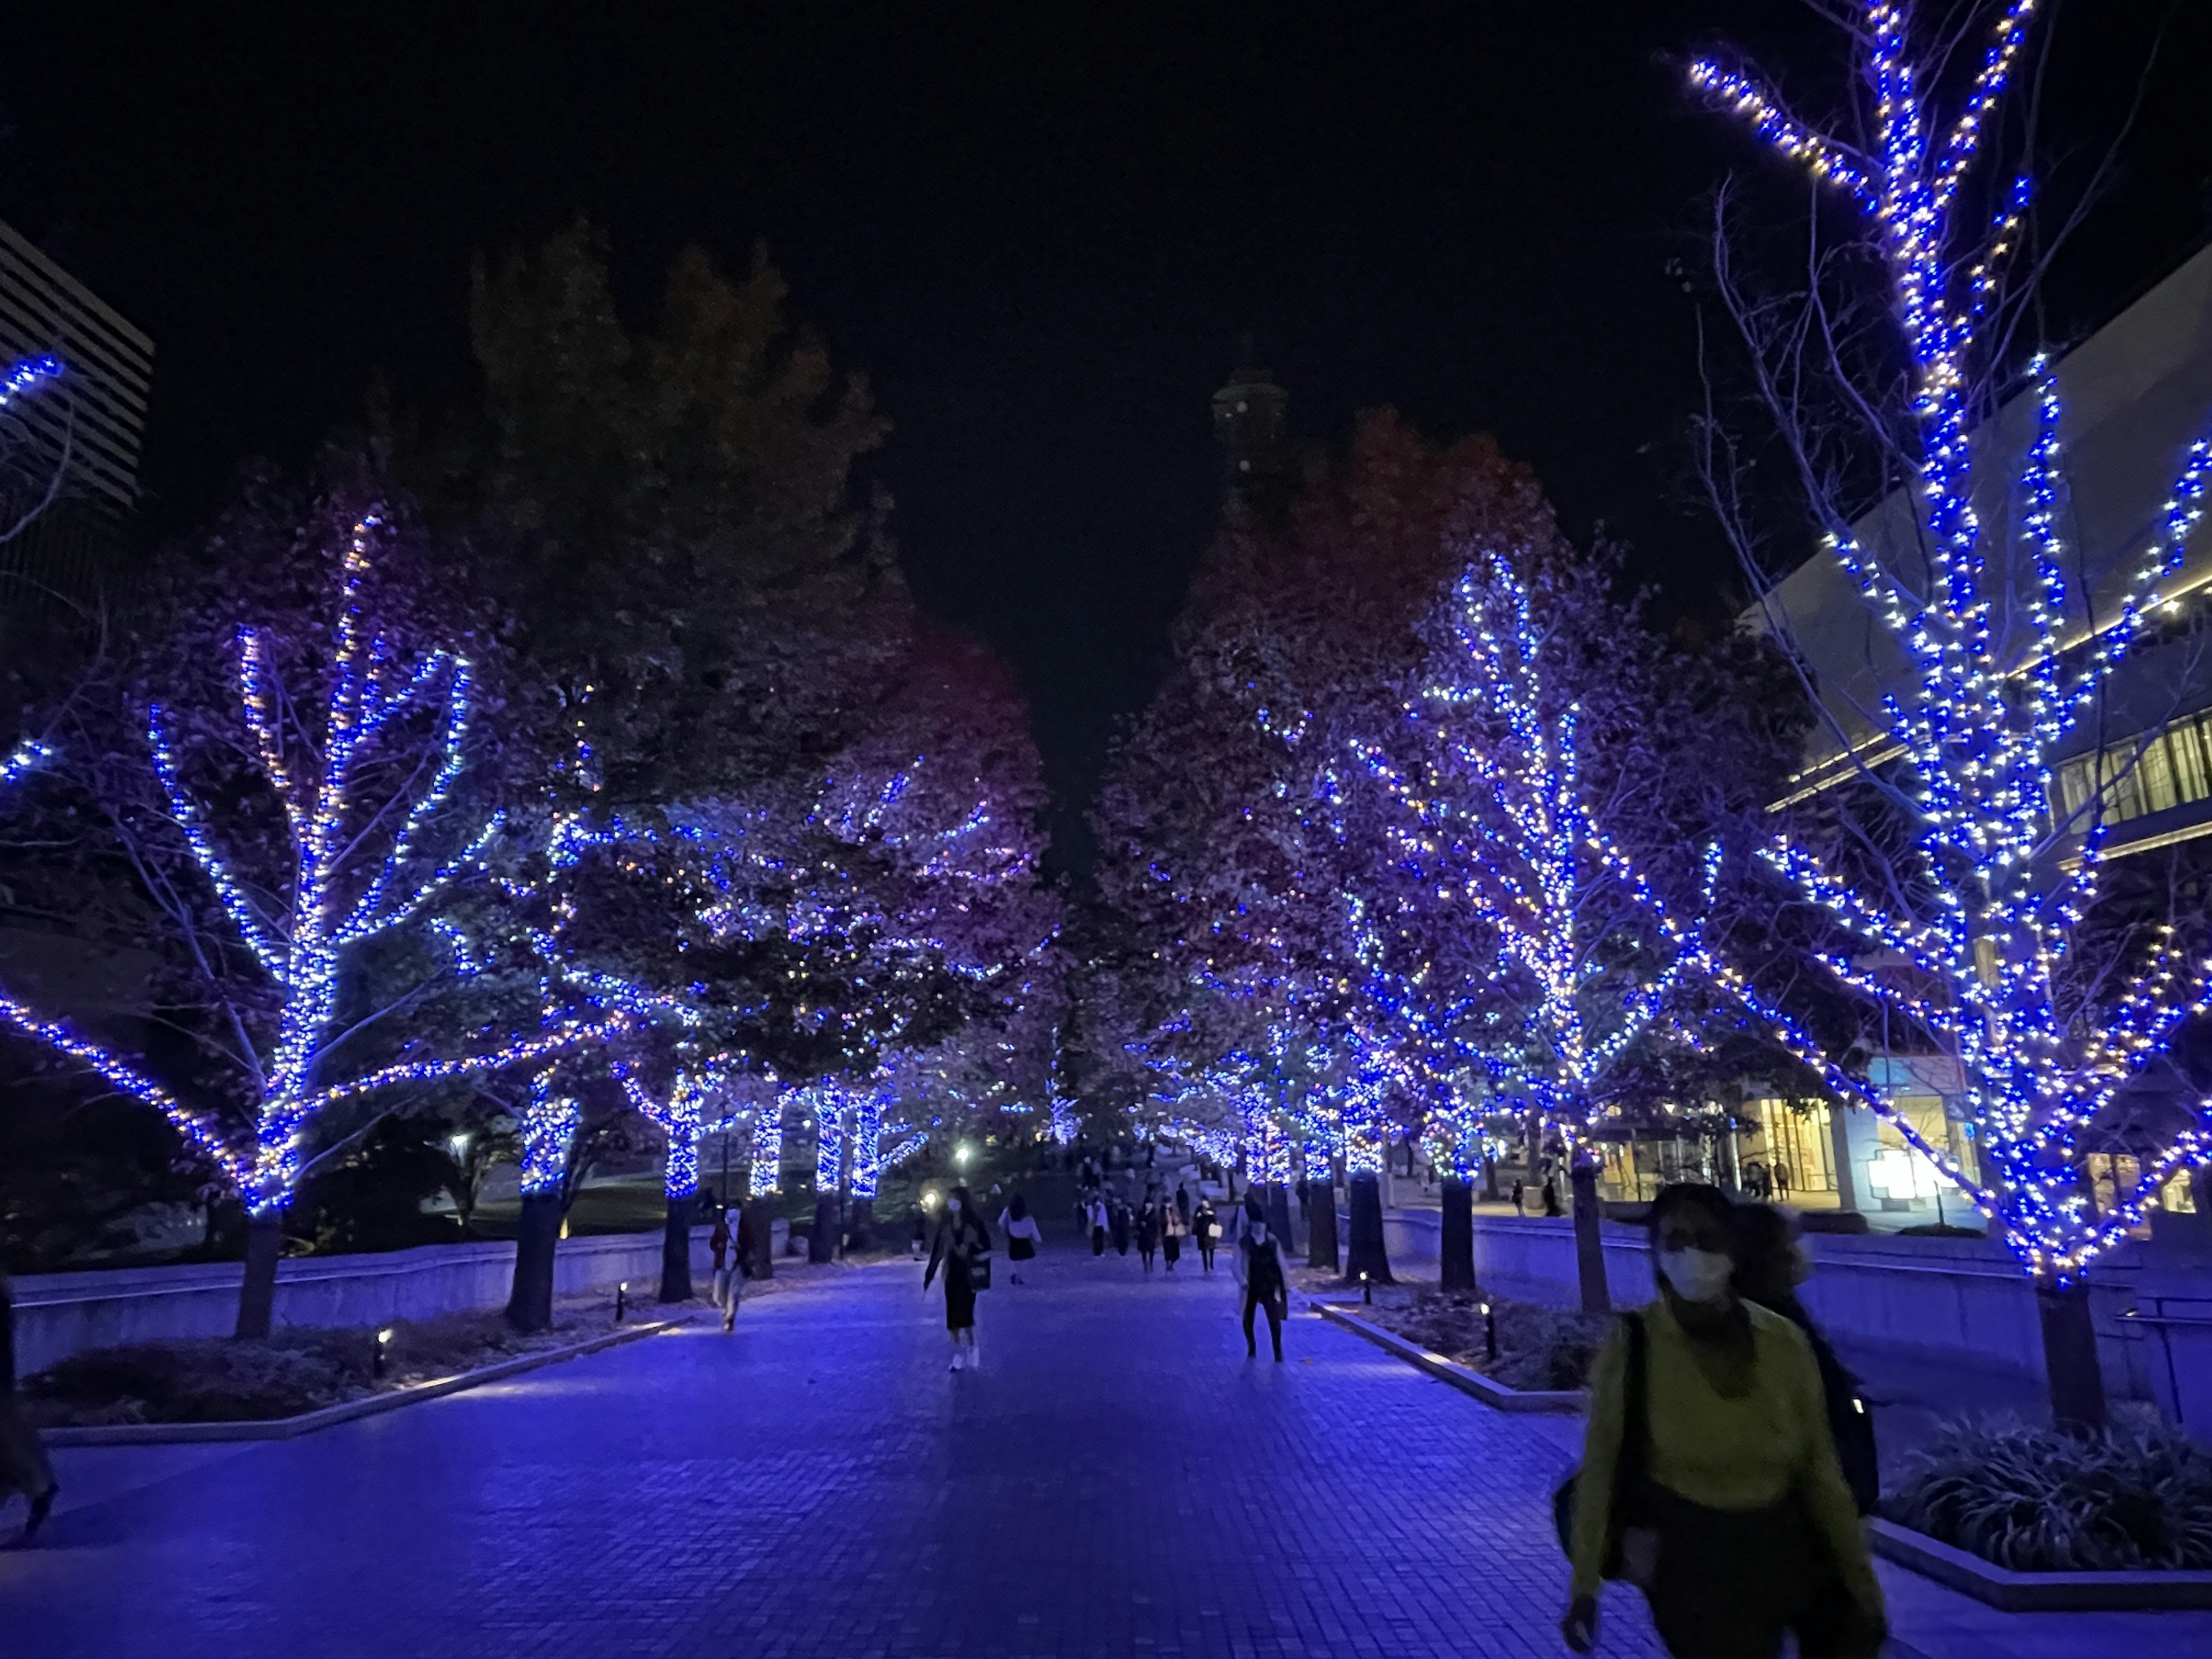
[3,1244,2205,1658]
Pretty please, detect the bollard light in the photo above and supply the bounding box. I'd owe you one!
[1361,1271,1372,1306]
[615,1282,627,1323]
[374,1326,394,1378]
[1481,1301,1498,1362]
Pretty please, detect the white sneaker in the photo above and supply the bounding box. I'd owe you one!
[949,1351,965,1372]
[965,1344,980,1371]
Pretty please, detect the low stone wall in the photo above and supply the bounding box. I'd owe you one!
[1380,1207,2211,1426]
[11,1228,718,1378]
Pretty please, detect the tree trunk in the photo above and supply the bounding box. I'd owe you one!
[1344,1172,1393,1284]
[659,1195,694,1302]
[847,1196,876,1253]
[745,1199,774,1280]
[1266,1183,1296,1253]
[2037,1274,2107,1431]
[1306,1180,1340,1272]
[505,1190,562,1332]
[1482,1155,1501,1204]
[1440,1176,1477,1292]
[808,1193,837,1263]
[234,1209,283,1339]
[1571,1162,1611,1314]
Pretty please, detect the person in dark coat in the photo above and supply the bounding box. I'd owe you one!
[1109,1197,1131,1256]
[1194,1198,1219,1272]
[1233,1198,1290,1361]
[924,1186,993,1371]
[1,1268,59,1541]
[1136,1199,1161,1274]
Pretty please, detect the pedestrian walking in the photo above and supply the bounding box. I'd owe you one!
[910,1202,929,1259]
[1733,1204,1879,1518]
[997,1193,1042,1285]
[1,1267,59,1541]
[1087,1193,1109,1256]
[1772,1162,1793,1201]
[1542,1178,1562,1217]
[1162,1196,1187,1272]
[1194,1198,1219,1272]
[1175,1181,1192,1226]
[1109,1196,1131,1257]
[1137,1199,1161,1274]
[709,1207,740,1331]
[1559,1183,1884,1659]
[1232,1198,1290,1361]
[1512,1178,1526,1215]
[923,1185,993,1372]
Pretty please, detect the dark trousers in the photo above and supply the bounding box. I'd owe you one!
[1241,1286,1284,1357]
[1091,1227,1105,1256]
[1199,1241,1215,1271]
[1641,1487,1868,1659]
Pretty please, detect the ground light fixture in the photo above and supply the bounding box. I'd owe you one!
[373,1326,394,1378]
[614,1282,627,1323]
[449,1131,471,1160]
[1361,1271,1371,1305]
[1481,1301,1497,1362]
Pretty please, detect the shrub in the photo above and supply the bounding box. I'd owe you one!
[1380,1291,1611,1391]
[1884,1415,2212,1572]
[24,1308,567,1425]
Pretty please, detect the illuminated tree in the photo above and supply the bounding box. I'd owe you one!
[1692,1,2212,1423]
[0,497,620,1334]
[1346,543,1718,1308]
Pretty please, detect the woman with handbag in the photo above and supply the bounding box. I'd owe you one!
[924,1185,993,1372]
[1560,1184,1884,1659]
[997,1192,1041,1286]
[1192,1198,1219,1272]
[1161,1194,1187,1272]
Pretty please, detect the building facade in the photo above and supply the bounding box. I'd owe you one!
[0,217,154,623]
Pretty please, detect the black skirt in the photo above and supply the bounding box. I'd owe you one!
[1009,1236,1036,1260]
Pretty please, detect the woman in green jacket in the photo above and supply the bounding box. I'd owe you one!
[1561,1184,1884,1659]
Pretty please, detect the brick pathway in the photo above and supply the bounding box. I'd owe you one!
[4,1244,1656,1659]
[6,1244,2205,1658]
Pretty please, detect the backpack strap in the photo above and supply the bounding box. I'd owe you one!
[1618,1312,1650,1503]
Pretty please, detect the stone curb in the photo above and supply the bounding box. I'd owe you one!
[1312,1301,1585,1414]
[1866,1518,2212,1612]
[41,1311,706,1447]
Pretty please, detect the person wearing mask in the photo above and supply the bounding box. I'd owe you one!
[1232,1198,1290,1361]
[1733,1205,1879,1520]
[0,1267,58,1541]
[1086,1193,1109,1256]
[924,1185,993,1372]
[1136,1198,1162,1274]
[1161,1195,1187,1272]
[997,1192,1042,1286]
[1560,1184,1884,1659]
[1193,1198,1219,1273]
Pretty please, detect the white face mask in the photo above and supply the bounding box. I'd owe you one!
[1658,1246,1735,1305]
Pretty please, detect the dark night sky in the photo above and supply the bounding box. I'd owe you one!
[4,3,2207,843]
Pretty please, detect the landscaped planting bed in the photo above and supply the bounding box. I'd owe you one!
[1883,1415,2212,1574]
[24,1296,643,1427]
[1359,1287,1611,1392]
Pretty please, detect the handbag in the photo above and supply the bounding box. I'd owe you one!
[967,1251,992,1291]
[1552,1312,1655,1583]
